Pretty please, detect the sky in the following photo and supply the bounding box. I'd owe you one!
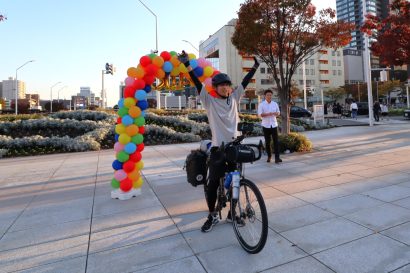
[0,0,336,107]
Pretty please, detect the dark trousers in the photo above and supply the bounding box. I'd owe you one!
[263,126,280,160]
[205,147,235,213]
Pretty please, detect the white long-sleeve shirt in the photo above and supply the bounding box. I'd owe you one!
[257,100,280,128]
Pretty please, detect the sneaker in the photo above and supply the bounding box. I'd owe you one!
[275,158,282,164]
[266,156,271,163]
[226,212,245,226]
[201,213,219,233]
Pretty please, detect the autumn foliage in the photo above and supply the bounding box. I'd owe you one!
[361,0,410,66]
[232,0,353,134]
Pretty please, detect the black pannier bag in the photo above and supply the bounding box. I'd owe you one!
[225,144,256,163]
[185,150,208,187]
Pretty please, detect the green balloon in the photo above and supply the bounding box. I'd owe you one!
[131,134,144,144]
[169,51,177,56]
[111,178,120,189]
[117,151,129,162]
[134,116,145,127]
[148,53,157,59]
[118,107,129,117]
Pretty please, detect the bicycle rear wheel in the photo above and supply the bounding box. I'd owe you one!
[230,178,268,254]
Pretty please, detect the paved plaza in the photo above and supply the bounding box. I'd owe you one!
[1,121,410,273]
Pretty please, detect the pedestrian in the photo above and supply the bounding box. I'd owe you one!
[381,102,389,120]
[257,89,282,164]
[336,103,342,118]
[178,50,260,233]
[373,101,381,122]
[324,103,328,115]
[350,100,358,119]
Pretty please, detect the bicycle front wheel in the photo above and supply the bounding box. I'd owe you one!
[230,178,268,254]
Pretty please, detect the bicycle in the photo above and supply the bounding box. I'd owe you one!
[208,122,268,254]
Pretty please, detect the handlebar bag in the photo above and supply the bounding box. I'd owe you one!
[225,145,255,163]
[184,150,207,187]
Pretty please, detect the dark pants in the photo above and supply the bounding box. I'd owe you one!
[374,111,380,122]
[205,147,235,213]
[263,126,280,160]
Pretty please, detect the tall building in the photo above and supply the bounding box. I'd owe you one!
[199,19,345,108]
[77,86,100,107]
[1,77,26,100]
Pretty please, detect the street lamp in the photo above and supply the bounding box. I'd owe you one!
[50,81,61,113]
[138,0,160,109]
[182,40,199,54]
[57,85,67,103]
[362,0,374,126]
[15,60,35,115]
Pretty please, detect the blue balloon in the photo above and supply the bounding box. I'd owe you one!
[112,160,123,170]
[135,90,147,101]
[137,100,148,111]
[122,115,134,126]
[189,59,198,69]
[124,142,137,154]
[144,85,152,93]
[140,111,146,117]
[163,61,173,73]
[115,134,119,142]
[118,98,125,108]
[193,66,204,77]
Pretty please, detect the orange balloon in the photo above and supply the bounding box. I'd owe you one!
[156,68,165,79]
[125,124,139,136]
[152,56,164,67]
[128,105,141,118]
[198,75,207,82]
[127,67,138,78]
[128,169,140,181]
[136,65,145,79]
[170,55,180,67]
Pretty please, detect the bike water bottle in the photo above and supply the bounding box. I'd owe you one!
[232,171,240,199]
[224,173,232,189]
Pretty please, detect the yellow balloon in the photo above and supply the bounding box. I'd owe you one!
[115,124,126,134]
[188,53,196,60]
[136,65,145,79]
[203,66,214,77]
[179,63,188,74]
[136,160,144,170]
[133,176,144,188]
[119,133,131,145]
[128,169,140,181]
[127,67,138,78]
[124,97,136,108]
[128,105,141,118]
[170,67,180,76]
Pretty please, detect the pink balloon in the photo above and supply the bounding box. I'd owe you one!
[204,78,212,86]
[197,58,207,67]
[114,142,124,152]
[114,169,127,181]
[204,60,212,67]
[125,77,135,86]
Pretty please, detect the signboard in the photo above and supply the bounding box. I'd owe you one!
[313,105,325,125]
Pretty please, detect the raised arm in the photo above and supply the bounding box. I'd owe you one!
[241,57,260,89]
[178,51,203,93]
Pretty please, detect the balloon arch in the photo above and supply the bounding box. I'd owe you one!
[111,51,220,200]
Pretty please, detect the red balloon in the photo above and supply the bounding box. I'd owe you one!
[212,70,220,77]
[143,75,155,85]
[123,160,135,173]
[117,117,122,124]
[133,79,146,90]
[137,143,145,152]
[138,126,145,134]
[140,55,151,67]
[160,51,171,61]
[145,64,158,76]
[120,178,133,192]
[129,151,142,162]
[124,86,136,98]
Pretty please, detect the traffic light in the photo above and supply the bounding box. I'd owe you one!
[105,63,114,75]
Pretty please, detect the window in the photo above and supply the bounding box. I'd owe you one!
[338,70,342,76]
[305,59,309,64]
[310,69,315,75]
[267,68,272,73]
[332,51,336,56]
[320,70,329,74]
[320,80,330,84]
[337,60,341,66]
[299,80,304,85]
[260,67,265,74]
[333,70,337,75]
[305,69,309,75]
[337,51,340,56]
[310,59,314,65]
[299,68,303,74]
[332,60,336,66]
[319,60,329,64]
[260,79,273,85]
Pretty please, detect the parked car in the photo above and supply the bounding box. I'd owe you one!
[356,102,369,115]
[404,109,410,119]
[290,106,312,118]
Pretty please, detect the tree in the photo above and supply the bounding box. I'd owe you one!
[10,100,30,114]
[324,87,346,102]
[232,0,353,134]
[361,0,410,67]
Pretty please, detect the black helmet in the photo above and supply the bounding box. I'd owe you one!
[212,73,232,86]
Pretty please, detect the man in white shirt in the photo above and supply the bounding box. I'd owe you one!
[257,90,282,164]
[350,100,358,119]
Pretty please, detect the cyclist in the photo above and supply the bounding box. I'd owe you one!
[178,51,260,232]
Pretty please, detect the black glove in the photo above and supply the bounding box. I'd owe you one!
[253,56,260,69]
[177,50,190,67]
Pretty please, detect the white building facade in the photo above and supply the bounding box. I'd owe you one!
[1,77,26,100]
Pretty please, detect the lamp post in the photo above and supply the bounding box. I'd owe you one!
[57,85,67,103]
[50,81,61,113]
[182,40,199,54]
[362,0,374,126]
[15,60,35,115]
[138,0,160,109]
